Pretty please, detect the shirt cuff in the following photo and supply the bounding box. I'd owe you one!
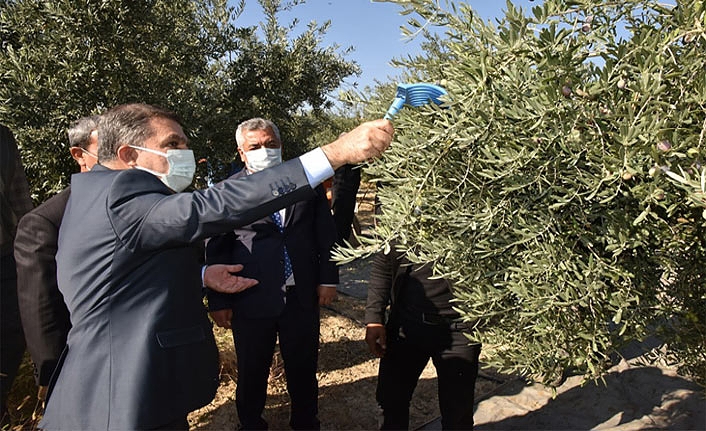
[299,148,334,187]
[201,265,208,288]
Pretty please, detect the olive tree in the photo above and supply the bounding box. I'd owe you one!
[0,0,242,200]
[343,0,705,385]
[0,0,359,197]
[208,0,359,180]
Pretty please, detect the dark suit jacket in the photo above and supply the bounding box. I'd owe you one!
[14,187,72,386]
[365,246,456,326]
[41,160,318,430]
[206,169,338,319]
[331,163,361,244]
[0,124,34,257]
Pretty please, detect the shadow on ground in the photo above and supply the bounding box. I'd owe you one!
[478,365,704,430]
[420,362,705,431]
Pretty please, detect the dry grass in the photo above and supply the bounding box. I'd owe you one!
[3,353,43,430]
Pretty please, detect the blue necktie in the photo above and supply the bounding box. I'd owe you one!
[271,211,293,281]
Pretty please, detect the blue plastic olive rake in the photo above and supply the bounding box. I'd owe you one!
[383,83,447,120]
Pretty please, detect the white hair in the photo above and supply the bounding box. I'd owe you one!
[235,118,281,148]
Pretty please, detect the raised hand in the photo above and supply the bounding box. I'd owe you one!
[321,119,393,170]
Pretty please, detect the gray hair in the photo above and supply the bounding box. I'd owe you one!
[235,118,280,148]
[97,103,181,162]
[67,115,100,149]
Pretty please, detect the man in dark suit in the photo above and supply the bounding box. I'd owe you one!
[15,116,260,402]
[39,103,393,430]
[14,115,99,399]
[206,118,338,430]
[0,124,34,427]
[365,243,481,430]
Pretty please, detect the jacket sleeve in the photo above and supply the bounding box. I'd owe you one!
[14,200,71,385]
[107,157,317,252]
[365,249,395,324]
[314,184,339,285]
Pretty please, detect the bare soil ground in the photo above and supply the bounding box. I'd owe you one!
[188,183,506,430]
[189,291,505,431]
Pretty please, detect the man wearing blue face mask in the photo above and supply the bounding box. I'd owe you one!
[40,104,393,431]
[206,118,338,430]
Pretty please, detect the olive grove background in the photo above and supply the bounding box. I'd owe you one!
[0,0,358,201]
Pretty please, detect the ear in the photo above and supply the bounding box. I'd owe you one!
[69,147,87,170]
[237,147,246,163]
[116,145,138,167]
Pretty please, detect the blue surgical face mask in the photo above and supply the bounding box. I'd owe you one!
[128,145,196,192]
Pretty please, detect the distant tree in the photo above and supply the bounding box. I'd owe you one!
[342,0,706,385]
[0,0,359,196]
[0,0,241,200]
[205,0,359,180]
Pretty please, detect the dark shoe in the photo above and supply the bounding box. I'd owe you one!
[289,416,320,430]
[237,417,268,430]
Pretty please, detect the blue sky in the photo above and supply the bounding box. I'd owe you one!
[232,0,542,90]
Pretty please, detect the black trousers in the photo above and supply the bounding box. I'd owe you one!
[376,317,481,430]
[151,415,189,430]
[1,254,25,421]
[231,290,320,430]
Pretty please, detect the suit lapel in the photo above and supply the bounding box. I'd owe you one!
[283,203,295,228]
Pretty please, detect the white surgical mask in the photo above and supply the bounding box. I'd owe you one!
[81,148,98,171]
[81,148,98,159]
[244,147,282,172]
[129,145,196,192]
